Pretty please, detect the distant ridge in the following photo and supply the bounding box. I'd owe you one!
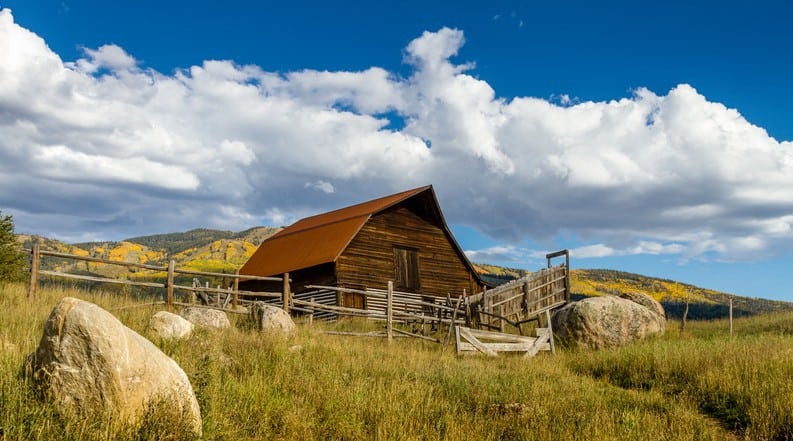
[572,269,793,319]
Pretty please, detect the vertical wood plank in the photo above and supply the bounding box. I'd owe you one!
[564,251,570,302]
[681,288,690,332]
[387,281,394,342]
[443,295,464,351]
[282,272,291,313]
[454,325,462,355]
[545,309,556,354]
[482,286,489,329]
[463,289,470,327]
[166,259,175,307]
[232,269,239,309]
[28,242,40,301]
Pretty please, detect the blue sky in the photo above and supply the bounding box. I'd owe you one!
[1,1,792,301]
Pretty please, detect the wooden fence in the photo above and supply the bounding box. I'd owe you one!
[468,250,569,334]
[25,243,288,312]
[23,244,568,351]
[22,245,468,342]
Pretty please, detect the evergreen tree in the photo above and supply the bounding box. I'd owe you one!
[0,210,26,282]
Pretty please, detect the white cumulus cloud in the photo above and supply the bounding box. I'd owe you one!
[1,9,792,264]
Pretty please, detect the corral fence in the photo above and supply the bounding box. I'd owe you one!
[23,243,570,349]
[22,244,469,344]
[24,243,288,314]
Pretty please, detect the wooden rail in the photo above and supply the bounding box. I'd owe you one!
[24,244,289,308]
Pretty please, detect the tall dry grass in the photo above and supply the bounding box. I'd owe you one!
[2,282,790,439]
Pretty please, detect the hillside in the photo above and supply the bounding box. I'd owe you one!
[570,269,793,319]
[18,227,280,277]
[73,226,281,256]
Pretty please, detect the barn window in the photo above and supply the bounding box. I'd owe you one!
[394,246,420,291]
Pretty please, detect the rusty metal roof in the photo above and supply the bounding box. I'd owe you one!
[239,185,482,282]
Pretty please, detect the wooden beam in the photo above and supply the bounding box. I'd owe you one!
[166,259,175,307]
[232,269,239,309]
[37,270,166,289]
[387,281,393,342]
[282,272,290,313]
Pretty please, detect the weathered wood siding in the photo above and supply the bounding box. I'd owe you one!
[336,205,483,298]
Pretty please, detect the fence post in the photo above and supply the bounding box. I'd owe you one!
[463,289,469,327]
[232,269,239,309]
[28,242,40,301]
[308,297,315,326]
[282,272,291,313]
[166,259,175,307]
[387,281,394,342]
[680,288,690,333]
[479,287,492,329]
[729,296,734,336]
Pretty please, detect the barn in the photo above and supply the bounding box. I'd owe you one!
[239,185,488,307]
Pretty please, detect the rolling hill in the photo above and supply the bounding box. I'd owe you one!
[18,227,280,276]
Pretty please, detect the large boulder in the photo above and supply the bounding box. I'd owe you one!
[250,302,296,336]
[552,295,666,349]
[26,297,202,436]
[149,310,194,340]
[620,292,666,318]
[180,307,231,329]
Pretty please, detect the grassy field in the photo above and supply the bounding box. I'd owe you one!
[1,283,792,440]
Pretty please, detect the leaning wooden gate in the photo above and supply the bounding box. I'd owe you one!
[468,250,569,334]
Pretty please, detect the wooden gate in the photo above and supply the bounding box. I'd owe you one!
[454,309,555,357]
[468,250,569,333]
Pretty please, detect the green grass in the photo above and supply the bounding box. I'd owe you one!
[2,282,791,440]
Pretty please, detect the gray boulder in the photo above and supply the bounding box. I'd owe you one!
[26,297,202,436]
[180,307,231,329]
[552,295,666,349]
[620,292,666,318]
[149,310,194,340]
[250,302,296,336]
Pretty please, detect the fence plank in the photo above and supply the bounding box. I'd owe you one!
[442,295,464,351]
[37,270,166,288]
[166,260,175,307]
[233,269,240,309]
[387,281,393,342]
[392,328,439,343]
[458,327,498,357]
[545,309,555,354]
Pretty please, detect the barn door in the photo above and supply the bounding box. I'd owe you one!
[394,246,420,292]
[343,292,366,309]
